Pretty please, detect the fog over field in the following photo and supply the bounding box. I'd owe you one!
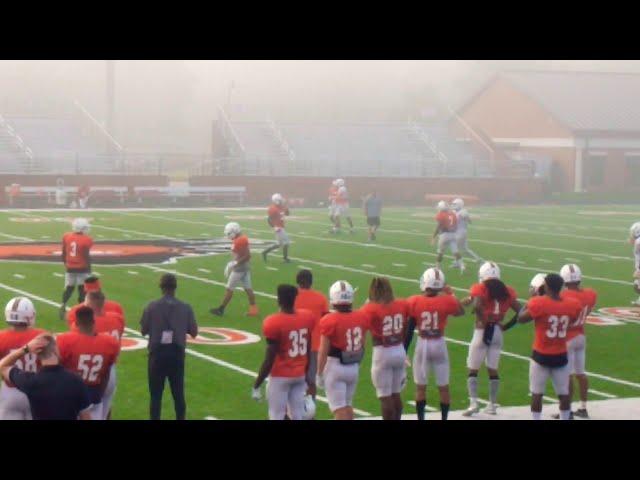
[0,60,637,154]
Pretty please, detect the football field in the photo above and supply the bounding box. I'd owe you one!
[0,205,639,420]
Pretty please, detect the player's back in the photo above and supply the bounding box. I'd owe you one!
[360,299,409,346]
[268,204,286,228]
[470,282,517,324]
[436,211,457,233]
[262,310,316,377]
[0,328,46,377]
[56,331,120,387]
[67,300,124,329]
[295,289,329,318]
[455,209,470,231]
[407,294,460,335]
[528,296,583,355]
[90,311,125,342]
[232,234,251,269]
[319,310,369,351]
[561,288,597,338]
[62,232,93,271]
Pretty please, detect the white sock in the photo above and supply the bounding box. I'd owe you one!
[559,409,571,420]
[580,401,587,410]
[532,411,542,420]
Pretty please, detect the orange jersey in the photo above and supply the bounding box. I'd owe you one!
[71,311,125,344]
[294,289,329,352]
[407,293,460,336]
[267,204,289,229]
[560,288,597,339]
[469,283,518,324]
[56,331,120,387]
[232,235,250,261]
[329,186,338,203]
[262,310,317,378]
[319,310,369,352]
[527,296,583,355]
[67,300,124,329]
[359,299,410,346]
[0,328,46,386]
[335,188,349,205]
[435,211,457,233]
[62,232,93,271]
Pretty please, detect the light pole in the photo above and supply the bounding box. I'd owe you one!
[106,60,115,154]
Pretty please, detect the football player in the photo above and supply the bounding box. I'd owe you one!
[294,269,329,400]
[262,193,291,263]
[518,274,583,420]
[360,277,410,420]
[461,262,521,416]
[56,306,120,420]
[431,201,464,273]
[629,222,640,305]
[210,222,259,317]
[252,284,317,420]
[451,198,482,266]
[60,218,94,320]
[529,273,547,297]
[67,275,125,329]
[332,179,354,234]
[405,268,464,421]
[328,180,339,231]
[81,290,125,420]
[553,264,597,419]
[316,281,369,420]
[0,297,45,420]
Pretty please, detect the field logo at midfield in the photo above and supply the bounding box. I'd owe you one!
[187,327,260,346]
[0,238,274,265]
[597,307,640,325]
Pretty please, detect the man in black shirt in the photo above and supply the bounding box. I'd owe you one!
[141,273,198,420]
[0,333,92,420]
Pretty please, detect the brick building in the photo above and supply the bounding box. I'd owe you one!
[454,70,640,193]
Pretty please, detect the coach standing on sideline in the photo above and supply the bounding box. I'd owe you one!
[0,334,93,420]
[141,273,198,420]
[363,190,382,242]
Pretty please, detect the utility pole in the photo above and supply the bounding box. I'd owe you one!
[106,60,115,154]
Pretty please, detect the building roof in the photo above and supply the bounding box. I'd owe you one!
[500,70,640,133]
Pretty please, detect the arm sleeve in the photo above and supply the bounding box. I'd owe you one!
[188,306,198,337]
[319,316,335,338]
[9,368,34,394]
[140,306,150,336]
[526,298,543,319]
[77,381,92,414]
[404,317,416,352]
[262,318,280,342]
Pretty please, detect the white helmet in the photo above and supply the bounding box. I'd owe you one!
[302,395,316,420]
[223,222,241,239]
[478,261,501,282]
[329,280,355,305]
[271,193,284,205]
[338,186,347,195]
[451,198,464,211]
[72,218,90,233]
[335,178,345,188]
[560,264,582,284]
[630,222,640,239]
[529,273,546,295]
[420,268,445,291]
[5,297,36,326]
[436,200,448,211]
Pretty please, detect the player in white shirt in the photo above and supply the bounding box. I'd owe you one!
[332,179,354,234]
[451,198,482,267]
[630,222,640,305]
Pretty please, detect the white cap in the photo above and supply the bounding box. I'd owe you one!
[329,280,355,305]
[478,261,500,282]
[419,268,445,291]
[560,264,582,283]
[5,297,36,326]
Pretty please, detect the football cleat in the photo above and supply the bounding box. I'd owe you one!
[5,297,36,326]
[210,306,225,317]
[573,408,589,419]
[247,305,259,317]
[462,404,480,417]
[483,403,497,415]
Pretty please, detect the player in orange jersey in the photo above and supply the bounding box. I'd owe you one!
[252,285,317,420]
[518,273,583,420]
[262,193,291,263]
[211,222,258,317]
[60,218,94,319]
[555,264,597,419]
[317,280,369,420]
[57,306,120,420]
[0,297,45,420]
[360,277,410,420]
[66,275,125,329]
[431,201,463,273]
[294,269,329,400]
[405,269,464,420]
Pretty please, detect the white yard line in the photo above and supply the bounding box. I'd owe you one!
[13,274,25,279]
[0,232,35,242]
[197,268,211,274]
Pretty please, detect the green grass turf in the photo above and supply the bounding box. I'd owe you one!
[0,204,638,419]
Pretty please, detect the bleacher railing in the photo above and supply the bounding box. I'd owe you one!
[407,119,450,174]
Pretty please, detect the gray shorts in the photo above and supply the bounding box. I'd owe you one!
[0,384,32,420]
[226,270,252,290]
[267,376,307,420]
[275,228,291,246]
[529,359,570,396]
[437,232,458,255]
[65,272,91,288]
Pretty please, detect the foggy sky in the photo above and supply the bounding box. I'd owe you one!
[0,60,638,154]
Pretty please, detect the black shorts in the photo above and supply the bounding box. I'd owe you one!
[367,216,380,227]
